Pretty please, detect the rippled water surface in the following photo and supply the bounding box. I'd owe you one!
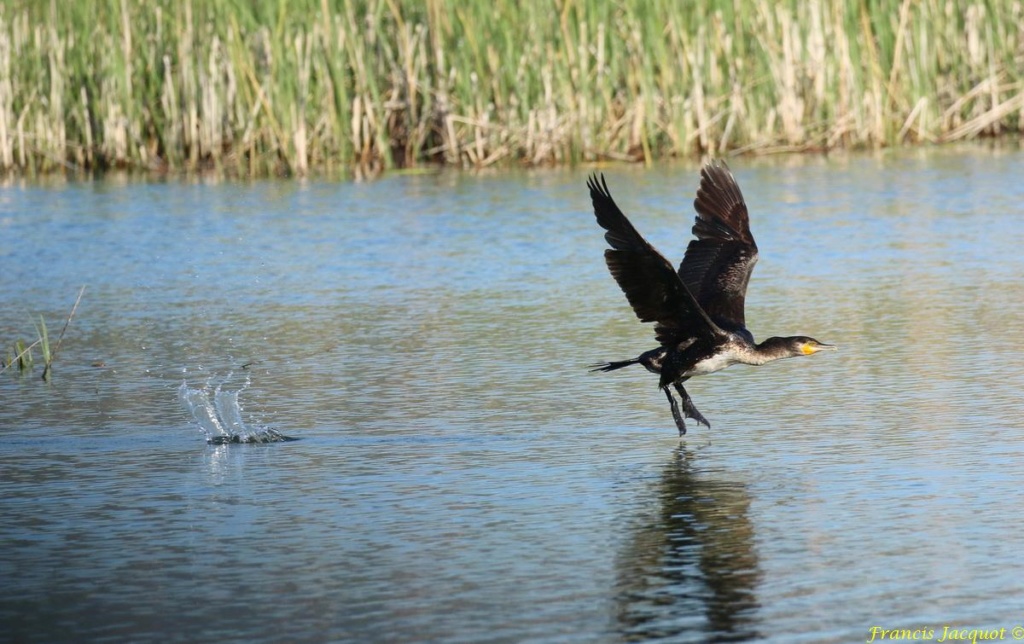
[3,146,1024,642]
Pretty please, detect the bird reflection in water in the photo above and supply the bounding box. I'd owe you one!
[615,446,761,641]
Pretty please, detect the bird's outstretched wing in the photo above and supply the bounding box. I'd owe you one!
[679,160,759,334]
[588,174,720,346]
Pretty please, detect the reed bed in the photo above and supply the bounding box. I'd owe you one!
[0,0,1021,176]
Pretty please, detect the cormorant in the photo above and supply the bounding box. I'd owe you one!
[587,160,835,435]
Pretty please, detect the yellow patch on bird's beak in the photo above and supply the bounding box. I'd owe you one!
[801,342,837,355]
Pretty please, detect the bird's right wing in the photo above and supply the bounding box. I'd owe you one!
[588,174,720,345]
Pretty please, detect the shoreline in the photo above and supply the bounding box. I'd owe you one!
[1,138,1021,186]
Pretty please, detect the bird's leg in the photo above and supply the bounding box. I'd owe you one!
[673,382,710,429]
[664,387,687,436]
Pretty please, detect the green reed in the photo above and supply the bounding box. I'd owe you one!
[36,315,51,381]
[0,0,1020,177]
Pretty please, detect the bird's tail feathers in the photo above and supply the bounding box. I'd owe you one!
[589,358,640,373]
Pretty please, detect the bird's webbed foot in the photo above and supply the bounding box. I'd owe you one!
[664,387,687,436]
[673,383,710,430]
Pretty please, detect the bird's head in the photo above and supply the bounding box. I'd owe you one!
[790,336,836,356]
[759,336,837,359]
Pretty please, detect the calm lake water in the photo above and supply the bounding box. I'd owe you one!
[2,145,1024,642]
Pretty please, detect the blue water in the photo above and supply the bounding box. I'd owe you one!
[3,145,1024,642]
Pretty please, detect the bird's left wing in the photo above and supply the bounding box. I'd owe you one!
[679,160,759,333]
[588,174,720,345]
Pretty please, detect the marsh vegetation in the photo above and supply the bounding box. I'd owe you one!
[1,0,1021,176]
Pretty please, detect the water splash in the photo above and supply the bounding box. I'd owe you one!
[178,374,296,444]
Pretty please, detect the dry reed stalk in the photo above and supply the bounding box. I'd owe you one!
[0,26,13,170]
[943,89,1024,141]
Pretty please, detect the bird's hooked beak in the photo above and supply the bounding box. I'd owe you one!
[802,341,837,355]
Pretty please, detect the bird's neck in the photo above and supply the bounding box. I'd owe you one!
[745,337,802,365]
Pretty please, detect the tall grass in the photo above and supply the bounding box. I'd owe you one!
[0,0,1021,176]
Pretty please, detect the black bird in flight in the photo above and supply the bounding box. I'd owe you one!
[587,160,835,435]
